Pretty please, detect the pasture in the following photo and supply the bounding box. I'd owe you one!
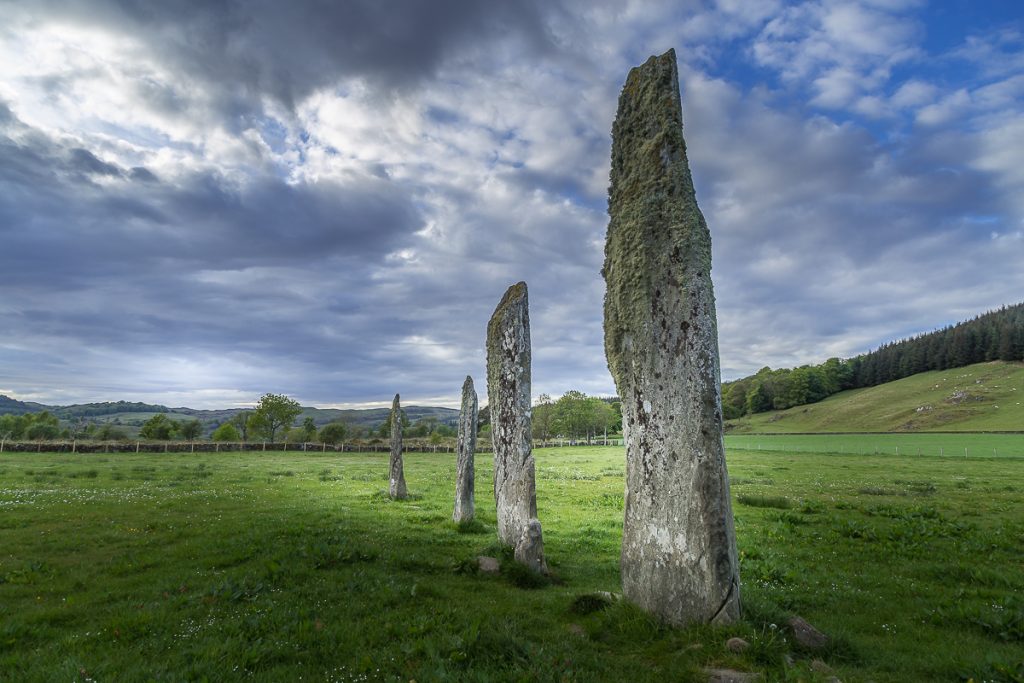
[1,445,1021,681]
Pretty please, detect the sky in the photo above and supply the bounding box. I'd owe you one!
[1,0,1022,410]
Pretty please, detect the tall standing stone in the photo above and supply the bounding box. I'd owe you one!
[389,393,408,500]
[487,282,546,572]
[453,375,478,523]
[603,49,740,625]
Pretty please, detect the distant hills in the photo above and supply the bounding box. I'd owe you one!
[0,395,458,433]
[725,360,1024,433]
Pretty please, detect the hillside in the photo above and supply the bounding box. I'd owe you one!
[722,301,1024,419]
[725,360,1024,433]
[0,394,458,435]
[0,394,48,416]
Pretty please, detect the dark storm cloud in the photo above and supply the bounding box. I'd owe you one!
[14,0,556,111]
[0,111,422,290]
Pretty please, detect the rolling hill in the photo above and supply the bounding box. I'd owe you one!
[724,360,1024,433]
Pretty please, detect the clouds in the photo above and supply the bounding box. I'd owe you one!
[0,1,1022,408]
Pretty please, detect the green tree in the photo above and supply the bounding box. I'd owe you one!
[300,416,317,442]
[139,414,177,440]
[319,422,349,445]
[24,411,61,441]
[553,390,597,441]
[96,423,128,441]
[532,394,555,441]
[745,382,772,415]
[212,422,241,442]
[230,411,251,442]
[180,419,203,441]
[249,393,302,442]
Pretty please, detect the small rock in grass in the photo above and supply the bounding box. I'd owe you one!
[726,637,750,653]
[704,668,761,682]
[810,659,833,674]
[787,616,829,649]
[477,556,500,574]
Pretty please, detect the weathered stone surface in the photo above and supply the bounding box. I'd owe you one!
[477,556,500,574]
[726,637,750,653]
[788,616,829,650]
[513,518,547,573]
[603,49,740,625]
[453,375,478,523]
[487,282,544,570]
[388,393,408,499]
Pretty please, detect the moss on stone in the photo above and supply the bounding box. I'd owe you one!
[603,48,715,384]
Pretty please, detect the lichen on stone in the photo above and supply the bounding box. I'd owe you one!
[603,48,740,625]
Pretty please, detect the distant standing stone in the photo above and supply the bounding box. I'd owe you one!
[487,282,545,571]
[603,48,740,625]
[389,393,408,499]
[453,375,478,523]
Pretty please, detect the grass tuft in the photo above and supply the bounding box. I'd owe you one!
[737,494,793,509]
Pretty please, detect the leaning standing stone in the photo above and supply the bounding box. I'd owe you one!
[487,282,545,571]
[388,393,408,499]
[453,375,478,523]
[603,48,740,625]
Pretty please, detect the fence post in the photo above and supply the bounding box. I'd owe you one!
[263,441,266,451]
[72,439,77,453]
[136,441,140,453]
[0,437,4,453]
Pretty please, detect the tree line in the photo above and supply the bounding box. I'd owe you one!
[722,302,1024,418]
[2,389,626,445]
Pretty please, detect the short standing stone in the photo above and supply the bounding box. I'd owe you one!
[603,48,740,625]
[513,518,547,573]
[453,376,478,523]
[388,393,408,499]
[487,282,545,571]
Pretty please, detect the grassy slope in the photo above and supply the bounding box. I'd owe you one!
[726,360,1024,433]
[1,446,1021,682]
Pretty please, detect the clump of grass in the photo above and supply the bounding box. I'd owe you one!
[737,494,793,509]
[66,469,99,479]
[318,468,343,482]
[895,479,937,494]
[454,518,488,534]
[569,592,618,615]
[268,470,295,477]
[858,486,893,496]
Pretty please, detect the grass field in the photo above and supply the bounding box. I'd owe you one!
[1,446,1022,682]
[726,433,1024,458]
[727,361,1024,434]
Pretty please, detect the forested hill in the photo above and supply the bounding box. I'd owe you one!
[723,302,1024,418]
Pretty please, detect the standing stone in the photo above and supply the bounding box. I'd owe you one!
[388,393,408,499]
[487,282,546,572]
[453,375,478,523]
[603,48,740,625]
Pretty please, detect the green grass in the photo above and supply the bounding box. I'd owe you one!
[1,446,1022,682]
[727,360,1024,433]
[726,432,1024,457]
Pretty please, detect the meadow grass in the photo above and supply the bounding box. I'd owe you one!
[1,446,1021,682]
[726,432,1024,458]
